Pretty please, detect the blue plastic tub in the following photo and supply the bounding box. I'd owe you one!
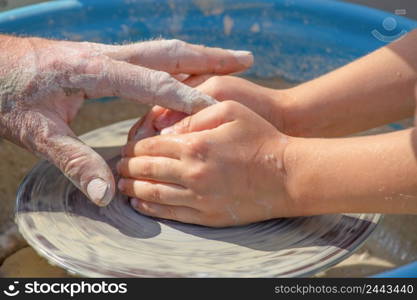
[0,0,416,277]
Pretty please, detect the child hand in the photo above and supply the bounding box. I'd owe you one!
[191,75,290,130]
[125,75,293,143]
[118,101,299,227]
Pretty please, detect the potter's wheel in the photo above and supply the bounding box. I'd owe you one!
[15,119,381,277]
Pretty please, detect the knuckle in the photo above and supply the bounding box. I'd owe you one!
[60,152,88,178]
[204,76,235,101]
[151,70,174,85]
[221,99,239,111]
[163,39,188,71]
[44,140,78,175]
[218,100,240,117]
[139,159,154,178]
[185,138,209,161]
[206,75,223,86]
[165,205,178,219]
[204,76,229,99]
[83,55,107,74]
[164,39,187,59]
[140,138,158,154]
[149,186,162,203]
[201,211,223,227]
[190,192,209,209]
[77,48,97,61]
[38,48,70,69]
[47,50,99,74]
[185,163,210,186]
[123,141,135,157]
[42,56,66,72]
[166,39,186,49]
[176,116,192,133]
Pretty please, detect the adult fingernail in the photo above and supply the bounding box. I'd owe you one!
[160,126,174,135]
[228,50,253,67]
[87,178,112,206]
[172,73,189,82]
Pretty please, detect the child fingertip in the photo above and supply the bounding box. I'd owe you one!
[160,126,174,135]
[118,178,126,192]
[130,198,139,208]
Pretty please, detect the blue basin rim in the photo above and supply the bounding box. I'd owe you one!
[1,0,416,82]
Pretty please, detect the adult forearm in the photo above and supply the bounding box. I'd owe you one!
[284,128,417,215]
[282,29,417,137]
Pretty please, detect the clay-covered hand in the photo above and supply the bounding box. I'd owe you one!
[0,35,253,206]
[118,101,296,227]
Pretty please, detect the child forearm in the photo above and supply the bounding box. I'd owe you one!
[282,29,417,137]
[285,128,417,215]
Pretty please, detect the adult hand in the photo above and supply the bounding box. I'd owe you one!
[118,101,296,227]
[0,35,253,206]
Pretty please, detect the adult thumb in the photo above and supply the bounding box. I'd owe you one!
[40,132,116,207]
